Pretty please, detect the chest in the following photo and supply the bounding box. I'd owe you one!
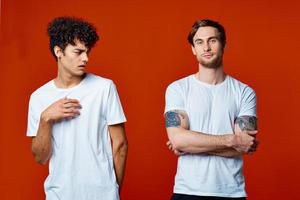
[184,86,241,133]
[38,87,108,119]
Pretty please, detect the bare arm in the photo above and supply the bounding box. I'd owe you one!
[31,116,53,165]
[108,123,128,191]
[208,116,258,157]
[31,98,81,164]
[165,110,257,155]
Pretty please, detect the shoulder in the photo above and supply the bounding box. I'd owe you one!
[30,80,54,101]
[166,75,192,92]
[85,73,115,90]
[227,75,255,95]
[86,73,113,85]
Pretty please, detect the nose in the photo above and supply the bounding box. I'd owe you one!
[82,52,89,64]
[203,42,211,52]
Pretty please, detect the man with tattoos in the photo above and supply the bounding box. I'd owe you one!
[26,17,128,200]
[164,19,258,200]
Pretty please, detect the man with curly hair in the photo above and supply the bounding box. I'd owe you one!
[26,16,128,200]
[164,19,258,200]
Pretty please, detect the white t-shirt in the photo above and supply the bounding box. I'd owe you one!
[165,74,256,197]
[27,73,126,200]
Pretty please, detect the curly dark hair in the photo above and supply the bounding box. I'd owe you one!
[187,19,226,49]
[47,16,99,59]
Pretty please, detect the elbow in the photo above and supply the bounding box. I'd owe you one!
[113,138,128,155]
[31,147,50,165]
[120,139,128,153]
[167,128,186,151]
[170,135,185,150]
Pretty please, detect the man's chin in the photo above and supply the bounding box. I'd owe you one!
[71,71,86,77]
[200,59,222,69]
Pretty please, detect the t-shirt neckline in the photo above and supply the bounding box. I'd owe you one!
[191,74,229,88]
[51,73,89,91]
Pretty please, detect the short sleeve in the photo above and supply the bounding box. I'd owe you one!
[238,86,257,117]
[164,82,185,114]
[106,82,126,125]
[26,96,40,137]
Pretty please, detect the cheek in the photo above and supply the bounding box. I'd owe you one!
[64,56,77,65]
[193,48,202,56]
[213,44,223,52]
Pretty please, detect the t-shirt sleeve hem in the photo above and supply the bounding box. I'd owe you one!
[237,113,257,118]
[164,106,186,114]
[107,118,127,126]
[26,132,37,137]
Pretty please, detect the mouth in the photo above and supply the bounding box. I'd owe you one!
[202,54,213,59]
[77,65,86,72]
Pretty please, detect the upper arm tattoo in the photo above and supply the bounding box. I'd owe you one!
[165,111,181,128]
[235,116,257,131]
[165,110,189,128]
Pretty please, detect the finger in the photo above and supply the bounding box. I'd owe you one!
[63,108,80,115]
[166,141,172,148]
[62,98,80,104]
[175,150,186,156]
[249,142,258,152]
[248,147,256,153]
[63,112,79,119]
[174,150,182,156]
[63,102,82,109]
[246,130,258,135]
[66,98,80,103]
[251,140,260,150]
[250,140,259,149]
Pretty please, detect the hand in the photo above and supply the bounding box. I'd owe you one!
[41,97,81,123]
[231,131,258,153]
[248,139,260,154]
[166,140,186,156]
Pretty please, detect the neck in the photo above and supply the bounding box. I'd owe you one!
[196,64,225,85]
[54,64,85,88]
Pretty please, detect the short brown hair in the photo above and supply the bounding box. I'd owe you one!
[187,19,226,48]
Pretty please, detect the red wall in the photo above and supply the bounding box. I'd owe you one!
[1,0,300,199]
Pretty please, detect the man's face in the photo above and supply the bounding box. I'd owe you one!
[191,26,224,69]
[57,40,89,77]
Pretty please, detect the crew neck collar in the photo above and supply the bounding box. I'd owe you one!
[191,73,228,88]
[51,73,89,91]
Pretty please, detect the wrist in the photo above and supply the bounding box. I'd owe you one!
[225,134,235,148]
[40,112,54,124]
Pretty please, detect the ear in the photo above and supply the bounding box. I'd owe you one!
[54,46,63,59]
[221,44,226,53]
[191,45,196,55]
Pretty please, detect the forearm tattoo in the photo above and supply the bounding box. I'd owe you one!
[165,111,181,128]
[236,116,257,131]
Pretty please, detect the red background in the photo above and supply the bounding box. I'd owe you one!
[1,0,300,199]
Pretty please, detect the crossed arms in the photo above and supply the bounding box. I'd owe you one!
[165,110,258,157]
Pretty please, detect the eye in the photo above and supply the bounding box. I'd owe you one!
[209,39,217,44]
[74,51,82,55]
[194,40,203,45]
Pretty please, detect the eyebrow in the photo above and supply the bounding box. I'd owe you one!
[194,36,220,42]
[73,48,87,52]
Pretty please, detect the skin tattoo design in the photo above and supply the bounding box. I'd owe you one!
[165,111,181,128]
[236,116,257,131]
